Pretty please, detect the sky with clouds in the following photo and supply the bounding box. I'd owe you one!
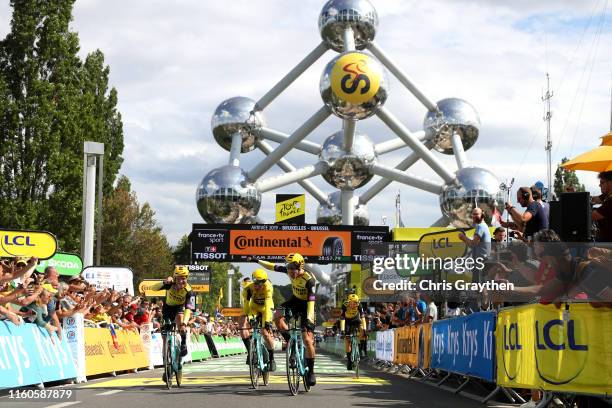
[1,1,611,283]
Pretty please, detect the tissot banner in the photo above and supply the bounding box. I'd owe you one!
[430,311,496,381]
[496,303,612,395]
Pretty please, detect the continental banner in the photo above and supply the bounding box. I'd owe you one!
[496,303,612,395]
[84,327,148,376]
[275,194,305,224]
[431,311,496,381]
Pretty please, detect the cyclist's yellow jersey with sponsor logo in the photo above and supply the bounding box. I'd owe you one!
[342,298,362,319]
[242,280,274,323]
[289,271,314,301]
[150,281,194,307]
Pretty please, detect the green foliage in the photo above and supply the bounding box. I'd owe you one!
[272,286,285,307]
[195,262,243,314]
[554,157,586,199]
[0,0,123,251]
[100,175,173,283]
[172,234,191,265]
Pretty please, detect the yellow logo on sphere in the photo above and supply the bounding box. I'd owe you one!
[331,52,381,104]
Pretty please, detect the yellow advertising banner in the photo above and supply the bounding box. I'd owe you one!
[394,325,419,367]
[191,284,210,293]
[275,194,305,223]
[418,323,432,369]
[496,303,612,395]
[138,280,166,297]
[417,229,467,259]
[84,327,149,376]
[0,229,57,259]
[221,307,243,317]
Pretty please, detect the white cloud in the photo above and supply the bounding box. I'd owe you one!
[1,0,610,246]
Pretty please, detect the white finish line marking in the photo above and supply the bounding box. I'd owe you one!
[96,390,123,396]
[44,402,81,408]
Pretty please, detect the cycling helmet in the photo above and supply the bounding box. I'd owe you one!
[285,253,305,269]
[174,265,190,278]
[252,269,268,282]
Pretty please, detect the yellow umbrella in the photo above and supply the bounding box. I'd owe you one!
[561,132,612,172]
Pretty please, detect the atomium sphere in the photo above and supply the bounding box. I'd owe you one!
[317,191,370,226]
[320,51,388,120]
[423,98,480,155]
[196,165,261,224]
[318,0,378,52]
[319,130,376,190]
[211,96,265,153]
[440,167,504,229]
[239,215,263,224]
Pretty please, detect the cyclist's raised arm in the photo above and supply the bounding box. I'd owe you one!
[150,280,172,291]
[306,277,316,326]
[256,259,287,274]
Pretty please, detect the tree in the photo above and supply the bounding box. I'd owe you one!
[173,234,191,265]
[100,176,173,283]
[196,262,243,314]
[0,0,123,251]
[553,157,585,199]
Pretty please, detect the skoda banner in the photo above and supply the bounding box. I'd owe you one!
[0,229,57,259]
[36,252,83,276]
[191,224,388,264]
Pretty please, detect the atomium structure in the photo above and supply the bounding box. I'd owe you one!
[196,0,504,231]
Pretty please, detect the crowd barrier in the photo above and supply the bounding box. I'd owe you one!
[0,321,77,389]
[373,304,611,397]
[212,335,247,357]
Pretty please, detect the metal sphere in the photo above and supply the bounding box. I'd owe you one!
[317,191,370,226]
[319,130,376,189]
[423,98,480,155]
[196,165,261,224]
[320,51,388,120]
[318,0,378,52]
[211,97,265,153]
[440,167,503,228]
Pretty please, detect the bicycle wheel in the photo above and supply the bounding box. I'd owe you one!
[249,336,260,389]
[286,337,299,396]
[163,335,173,389]
[352,336,360,378]
[301,341,311,393]
[262,347,270,386]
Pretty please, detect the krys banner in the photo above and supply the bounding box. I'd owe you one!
[496,303,612,395]
[431,311,496,381]
[0,229,57,259]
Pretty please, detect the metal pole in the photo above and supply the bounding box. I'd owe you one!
[83,155,97,267]
[377,107,456,184]
[80,153,87,261]
[257,42,328,110]
[227,269,234,308]
[96,155,104,266]
[247,106,330,181]
[229,132,242,166]
[343,28,356,51]
[368,42,438,111]
[450,130,468,169]
[370,163,444,194]
[256,140,328,204]
[255,162,326,193]
[260,127,322,155]
[343,119,356,152]
[341,189,355,225]
[374,131,427,155]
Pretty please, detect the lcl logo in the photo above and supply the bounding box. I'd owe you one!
[432,237,452,249]
[2,235,35,246]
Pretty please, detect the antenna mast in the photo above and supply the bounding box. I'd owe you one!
[542,73,553,200]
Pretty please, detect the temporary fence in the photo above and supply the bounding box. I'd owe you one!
[372,304,611,398]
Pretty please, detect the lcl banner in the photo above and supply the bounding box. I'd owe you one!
[417,229,467,259]
[431,311,496,382]
[0,229,57,259]
[496,303,612,396]
[190,224,388,264]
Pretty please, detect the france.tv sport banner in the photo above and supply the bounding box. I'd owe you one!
[497,303,612,395]
[431,311,496,381]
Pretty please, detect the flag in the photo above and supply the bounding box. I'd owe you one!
[109,323,119,350]
[215,287,223,312]
[395,191,405,228]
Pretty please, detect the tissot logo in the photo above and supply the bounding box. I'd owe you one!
[233,235,312,250]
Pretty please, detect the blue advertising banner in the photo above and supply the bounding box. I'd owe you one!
[430,311,496,381]
[0,321,77,389]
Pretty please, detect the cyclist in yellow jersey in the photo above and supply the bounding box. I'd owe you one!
[256,253,317,386]
[339,292,367,370]
[150,265,195,382]
[241,269,276,371]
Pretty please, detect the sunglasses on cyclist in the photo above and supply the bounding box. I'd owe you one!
[254,279,266,285]
[286,262,300,270]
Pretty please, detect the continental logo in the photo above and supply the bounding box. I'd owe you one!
[85,343,105,356]
[331,52,382,104]
[234,235,312,250]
